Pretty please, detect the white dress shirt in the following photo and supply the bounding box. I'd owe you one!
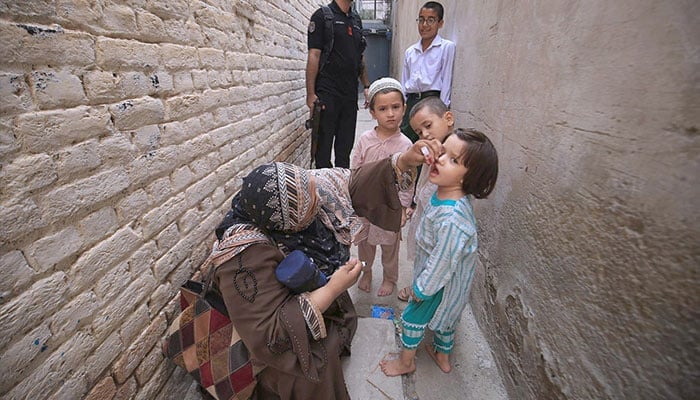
[401,35,456,106]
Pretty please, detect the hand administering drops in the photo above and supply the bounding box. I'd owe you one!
[416,138,444,165]
[395,139,444,174]
[421,146,433,164]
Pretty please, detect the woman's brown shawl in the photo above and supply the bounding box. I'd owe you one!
[349,157,403,232]
[212,158,400,398]
[216,245,356,398]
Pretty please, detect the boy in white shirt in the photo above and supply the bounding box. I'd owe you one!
[400,1,456,143]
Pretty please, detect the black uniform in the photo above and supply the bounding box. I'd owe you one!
[308,1,365,168]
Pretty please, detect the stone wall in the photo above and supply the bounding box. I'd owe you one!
[392,1,698,399]
[0,1,317,398]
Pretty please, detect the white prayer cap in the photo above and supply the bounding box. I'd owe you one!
[367,77,403,104]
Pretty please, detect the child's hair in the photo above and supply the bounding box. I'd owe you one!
[451,128,498,199]
[422,2,445,21]
[408,96,448,120]
[367,77,405,110]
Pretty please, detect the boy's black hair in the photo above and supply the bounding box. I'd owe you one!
[409,96,448,120]
[422,2,445,21]
[452,128,498,199]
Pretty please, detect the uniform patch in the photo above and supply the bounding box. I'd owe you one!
[308,21,316,33]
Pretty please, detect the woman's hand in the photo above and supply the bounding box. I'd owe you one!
[329,258,363,291]
[397,139,444,170]
[308,258,363,312]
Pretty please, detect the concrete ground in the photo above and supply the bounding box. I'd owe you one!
[340,102,509,400]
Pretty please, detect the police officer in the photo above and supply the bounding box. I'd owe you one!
[306,0,370,168]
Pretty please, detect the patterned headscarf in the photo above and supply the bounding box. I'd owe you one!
[216,162,360,274]
[230,162,319,232]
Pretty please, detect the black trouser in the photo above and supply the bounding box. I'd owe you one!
[315,93,358,169]
[400,91,441,143]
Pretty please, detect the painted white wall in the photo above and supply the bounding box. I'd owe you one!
[392,1,699,398]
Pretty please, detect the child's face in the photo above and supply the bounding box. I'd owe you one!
[428,133,468,190]
[417,7,443,42]
[410,107,454,142]
[370,91,405,132]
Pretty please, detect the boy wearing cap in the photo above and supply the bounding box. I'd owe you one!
[351,77,413,297]
[400,1,455,143]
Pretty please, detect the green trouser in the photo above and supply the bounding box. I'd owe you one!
[400,287,455,354]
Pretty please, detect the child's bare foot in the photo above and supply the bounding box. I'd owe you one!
[425,343,452,373]
[357,271,372,293]
[379,356,415,376]
[377,280,394,297]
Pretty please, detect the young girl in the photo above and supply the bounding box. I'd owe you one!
[351,77,413,297]
[380,128,499,376]
[398,96,455,301]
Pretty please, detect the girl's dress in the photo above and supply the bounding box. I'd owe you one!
[409,193,477,341]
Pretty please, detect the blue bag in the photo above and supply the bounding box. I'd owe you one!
[275,250,328,293]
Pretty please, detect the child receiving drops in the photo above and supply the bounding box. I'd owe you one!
[380,128,499,375]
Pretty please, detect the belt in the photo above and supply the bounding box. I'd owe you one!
[407,90,440,100]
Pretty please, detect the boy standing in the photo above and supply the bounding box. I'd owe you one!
[352,78,413,297]
[400,1,456,143]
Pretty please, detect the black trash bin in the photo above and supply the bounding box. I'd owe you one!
[361,20,392,87]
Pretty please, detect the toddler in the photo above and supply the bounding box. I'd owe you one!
[380,128,498,375]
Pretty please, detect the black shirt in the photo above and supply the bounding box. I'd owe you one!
[308,2,364,99]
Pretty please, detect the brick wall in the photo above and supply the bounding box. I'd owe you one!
[0,1,318,398]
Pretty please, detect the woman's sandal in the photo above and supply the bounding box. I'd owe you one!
[397,286,411,302]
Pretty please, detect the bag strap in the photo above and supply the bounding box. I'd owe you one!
[350,10,362,30]
[353,10,366,55]
[319,5,335,74]
[199,253,218,295]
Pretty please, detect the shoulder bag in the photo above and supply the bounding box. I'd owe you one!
[162,266,257,400]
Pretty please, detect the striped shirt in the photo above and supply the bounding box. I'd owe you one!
[413,193,477,331]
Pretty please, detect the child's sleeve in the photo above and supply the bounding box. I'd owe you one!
[398,188,413,209]
[414,219,474,299]
[350,134,365,169]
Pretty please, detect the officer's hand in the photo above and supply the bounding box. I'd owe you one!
[307,94,318,111]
